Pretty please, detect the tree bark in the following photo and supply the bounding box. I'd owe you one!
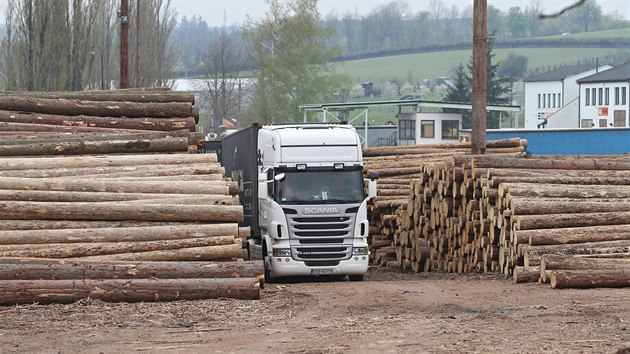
[0,189,236,204]
[0,110,196,131]
[0,153,217,171]
[0,220,186,230]
[521,225,630,246]
[515,211,630,231]
[77,243,242,261]
[0,277,260,304]
[0,224,238,245]
[500,182,630,200]
[491,176,630,188]
[541,254,630,282]
[0,137,189,156]
[473,155,630,171]
[0,96,194,118]
[0,201,243,223]
[0,258,262,281]
[512,265,541,283]
[0,163,223,179]
[550,269,630,289]
[0,91,195,103]
[509,197,630,215]
[0,236,237,258]
[0,178,230,195]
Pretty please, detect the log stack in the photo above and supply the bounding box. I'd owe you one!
[0,89,265,303]
[363,138,527,272]
[0,88,204,155]
[364,143,630,289]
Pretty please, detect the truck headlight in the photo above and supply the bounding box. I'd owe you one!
[273,249,291,257]
[352,247,368,256]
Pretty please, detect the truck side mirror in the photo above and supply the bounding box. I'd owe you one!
[258,172,269,199]
[367,171,378,200]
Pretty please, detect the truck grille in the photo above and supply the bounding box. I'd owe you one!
[286,211,357,262]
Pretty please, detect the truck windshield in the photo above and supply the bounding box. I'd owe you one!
[275,169,364,204]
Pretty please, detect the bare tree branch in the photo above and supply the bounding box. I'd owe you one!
[538,0,585,19]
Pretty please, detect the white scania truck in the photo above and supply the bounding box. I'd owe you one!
[220,123,378,281]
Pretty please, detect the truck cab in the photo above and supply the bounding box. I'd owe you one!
[221,123,377,281]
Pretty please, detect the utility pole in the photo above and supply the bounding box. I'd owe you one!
[471,0,487,155]
[120,0,129,88]
[136,0,141,88]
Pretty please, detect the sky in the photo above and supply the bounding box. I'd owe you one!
[0,0,628,27]
[170,0,630,27]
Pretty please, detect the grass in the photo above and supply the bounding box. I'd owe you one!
[337,47,630,85]
[536,27,630,40]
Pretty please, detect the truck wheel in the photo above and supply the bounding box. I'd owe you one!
[349,275,364,281]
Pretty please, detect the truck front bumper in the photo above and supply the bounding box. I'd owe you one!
[268,255,369,278]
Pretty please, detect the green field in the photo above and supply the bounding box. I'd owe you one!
[538,27,630,40]
[337,47,629,85]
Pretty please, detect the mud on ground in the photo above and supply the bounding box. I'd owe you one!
[0,267,628,353]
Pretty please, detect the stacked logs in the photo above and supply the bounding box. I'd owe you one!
[0,88,204,155]
[365,148,630,289]
[478,155,630,288]
[363,138,527,271]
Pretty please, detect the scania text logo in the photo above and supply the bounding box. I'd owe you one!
[303,207,339,214]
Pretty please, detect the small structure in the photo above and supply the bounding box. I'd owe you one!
[397,112,462,146]
[523,64,612,129]
[577,61,630,128]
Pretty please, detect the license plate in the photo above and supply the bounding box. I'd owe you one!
[311,268,334,276]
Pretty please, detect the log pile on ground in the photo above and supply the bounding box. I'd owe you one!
[0,153,263,302]
[0,88,204,155]
[0,88,264,303]
[364,143,630,289]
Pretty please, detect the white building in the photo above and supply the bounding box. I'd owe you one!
[396,112,462,145]
[523,64,612,129]
[577,62,630,128]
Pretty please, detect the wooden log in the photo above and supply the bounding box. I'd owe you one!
[0,258,262,281]
[473,155,630,171]
[524,240,630,267]
[550,269,630,289]
[0,111,196,131]
[0,224,238,245]
[509,197,630,215]
[0,236,237,258]
[488,168,630,179]
[0,220,187,230]
[0,96,194,118]
[0,91,195,103]
[0,137,189,156]
[0,178,229,195]
[540,254,630,282]
[0,153,217,171]
[521,225,630,246]
[512,265,541,283]
[500,182,630,200]
[0,163,223,178]
[0,189,235,203]
[0,201,243,223]
[0,277,260,304]
[515,211,630,230]
[491,175,630,188]
[76,243,242,261]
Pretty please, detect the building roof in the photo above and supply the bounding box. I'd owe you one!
[577,62,630,84]
[524,64,598,82]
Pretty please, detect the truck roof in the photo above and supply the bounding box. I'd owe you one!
[262,124,359,147]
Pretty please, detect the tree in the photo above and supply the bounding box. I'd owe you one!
[507,7,527,38]
[566,0,602,32]
[242,0,349,123]
[498,53,528,81]
[466,34,510,129]
[443,62,471,128]
[198,29,248,124]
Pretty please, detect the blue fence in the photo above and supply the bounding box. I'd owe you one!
[486,128,630,155]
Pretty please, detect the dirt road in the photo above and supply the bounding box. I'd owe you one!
[0,268,628,353]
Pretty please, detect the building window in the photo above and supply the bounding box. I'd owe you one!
[591,88,596,106]
[537,94,541,108]
[547,94,551,108]
[586,89,590,105]
[598,88,603,105]
[615,87,620,105]
[420,120,434,138]
[558,93,562,107]
[553,93,556,108]
[605,88,609,105]
[581,119,593,128]
[623,87,627,105]
[542,94,546,108]
[441,120,459,140]
[399,120,416,140]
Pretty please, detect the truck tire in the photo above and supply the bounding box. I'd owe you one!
[263,244,272,284]
[349,275,364,281]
